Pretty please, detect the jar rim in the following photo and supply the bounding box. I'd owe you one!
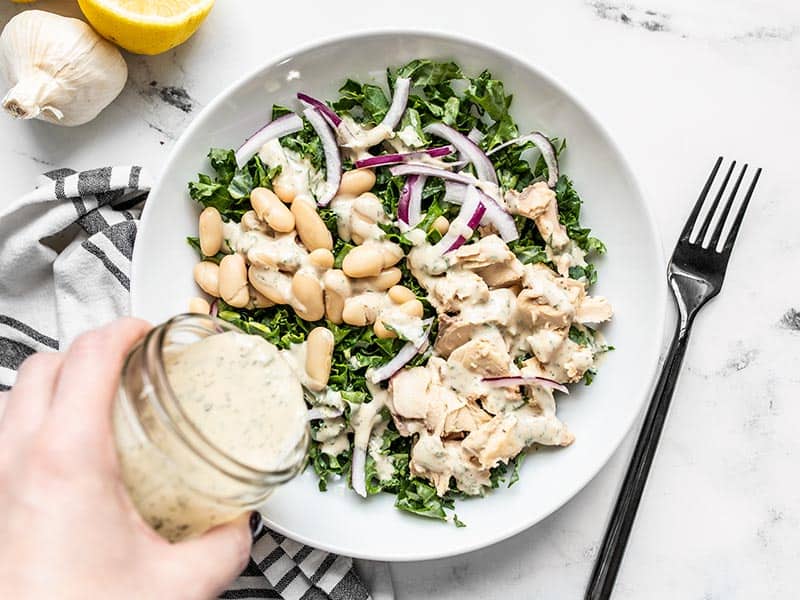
[142,313,308,487]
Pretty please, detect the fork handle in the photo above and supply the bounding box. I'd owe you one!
[585,321,692,600]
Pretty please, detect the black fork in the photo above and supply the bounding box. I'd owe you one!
[585,158,762,600]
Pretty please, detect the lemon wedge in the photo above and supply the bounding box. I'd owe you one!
[77,0,215,55]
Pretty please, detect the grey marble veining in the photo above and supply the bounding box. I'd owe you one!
[0,0,798,598]
[588,2,671,32]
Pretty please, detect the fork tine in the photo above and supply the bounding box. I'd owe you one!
[721,167,761,253]
[708,164,747,249]
[679,157,723,242]
[695,160,736,244]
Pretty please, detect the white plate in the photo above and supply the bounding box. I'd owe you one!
[131,31,666,562]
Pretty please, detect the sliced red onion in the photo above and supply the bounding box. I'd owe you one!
[389,163,475,185]
[392,164,518,244]
[486,132,559,188]
[381,76,411,130]
[481,202,518,242]
[397,175,413,224]
[303,107,342,207]
[443,182,518,242]
[235,113,304,167]
[406,175,426,228]
[354,145,453,169]
[398,174,426,228]
[423,122,498,185]
[307,407,343,421]
[482,375,569,394]
[297,92,342,127]
[209,299,218,318]
[368,341,422,383]
[351,447,367,497]
[368,320,432,384]
[430,186,486,254]
[444,180,467,204]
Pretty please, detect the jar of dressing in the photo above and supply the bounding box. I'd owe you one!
[113,314,309,542]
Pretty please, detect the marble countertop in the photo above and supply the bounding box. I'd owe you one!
[2,0,798,598]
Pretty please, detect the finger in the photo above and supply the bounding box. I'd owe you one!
[46,318,151,444]
[0,391,7,421]
[0,352,64,441]
[166,513,253,598]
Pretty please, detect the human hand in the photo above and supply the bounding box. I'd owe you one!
[0,318,254,599]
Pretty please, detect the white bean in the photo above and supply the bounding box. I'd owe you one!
[248,265,291,304]
[249,286,274,309]
[193,261,220,297]
[363,268,402,291]
[306,327,334,387]
[400,299,424,318]
[291,272,325,321]
[292,200,333,251]
[379,242,404,268]
[309,248,334,270]
[219,254,249,308]
[388,285,416,304]
[373,319,396,340]
[342,294,385,326]
[198,207,223,256]
[342,245,384,278]
[188,296,211,314]
[251,187,295,233]
[339,169,376,196]
[322,269,352,298]
[273,178,297,203]
[241,210,265,232]
[325,290,345,324]
[352,192,385,223]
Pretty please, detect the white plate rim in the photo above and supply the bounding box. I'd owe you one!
[131,28,667,561]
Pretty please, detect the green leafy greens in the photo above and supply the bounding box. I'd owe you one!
[185,58,609,524]
[188,148,281,221]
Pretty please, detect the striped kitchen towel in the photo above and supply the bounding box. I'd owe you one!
[0,166,389,600]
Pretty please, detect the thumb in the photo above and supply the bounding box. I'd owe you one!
[167,512,254,598]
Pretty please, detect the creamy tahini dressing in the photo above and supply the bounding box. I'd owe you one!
[115,331,308,541]
[337,115,393,161]
[368,421,395,481]
[224,222,310,273]
[410,433,489,496]
[259,139,324,205]
[164,331,307,470]
[379,305,425,342]
[331,193,388,243]
[313,417,349,456]
[352,382,387,451]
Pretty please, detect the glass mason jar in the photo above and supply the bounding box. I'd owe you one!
[113,314,308,542]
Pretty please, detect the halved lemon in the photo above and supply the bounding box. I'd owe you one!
[77,0,215,55]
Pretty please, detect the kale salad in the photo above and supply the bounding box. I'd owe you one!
[186,59,612,524]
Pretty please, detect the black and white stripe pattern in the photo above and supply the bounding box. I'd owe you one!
[248,530,369,600]
[0,166,376,600]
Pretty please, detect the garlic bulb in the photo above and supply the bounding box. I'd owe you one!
[0,10,127,126]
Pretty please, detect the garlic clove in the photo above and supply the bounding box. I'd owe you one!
[0,10,128,127]
[2,69,65,122]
